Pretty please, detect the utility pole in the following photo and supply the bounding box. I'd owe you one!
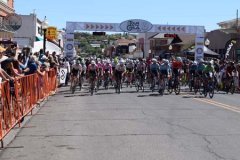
[237,9,239,32]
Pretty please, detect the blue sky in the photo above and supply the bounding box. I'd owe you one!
[15,0,239,32]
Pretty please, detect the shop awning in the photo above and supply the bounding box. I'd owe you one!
[35,36,43,41]
[188,46,219,56]
[32,40,62,55]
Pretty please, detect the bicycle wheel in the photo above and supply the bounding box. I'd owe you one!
[203,87,208,97]
[175,83,180,95]
[194,82,199,95]
[189,79,193,92]
[117,82,121,94]
[71,79,76,94]
[141,79,145,92]
[104,77,109,90]
[159,80,165,95]
[71,85,76,94]
[79,80,82,91]
[151,79,155,92]
[209,87,214,98]
[142,85,145,92]
[135,80,139,92]
[168,80,173,94]
[91,87,94,96]
[230,84,235,94]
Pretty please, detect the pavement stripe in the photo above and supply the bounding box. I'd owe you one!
[194,98,240,113]
[203,99,240,111]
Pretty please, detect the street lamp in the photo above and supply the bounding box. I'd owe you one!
[42,16,48,54]
[205,38,210,47]
[169,45,173,59]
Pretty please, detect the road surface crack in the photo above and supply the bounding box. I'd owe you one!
[203,136,226,160]
[165,120,228,160]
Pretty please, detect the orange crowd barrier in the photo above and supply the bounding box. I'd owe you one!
[0,69,57,147]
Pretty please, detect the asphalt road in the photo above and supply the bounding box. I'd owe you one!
[0,84,240,160]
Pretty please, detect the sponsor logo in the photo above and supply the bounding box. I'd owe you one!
[120,19,153,33]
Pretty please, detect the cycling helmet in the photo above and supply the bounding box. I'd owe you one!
[176,57,182,62]
[152,58,157,63]
[164,59,169,65]
[91,60,96,65]
[119,60,124,65]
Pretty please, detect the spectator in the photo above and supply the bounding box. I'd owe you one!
[48,51,57,68]
[22,56,38,75]
[63,58,70,86]
[0,48,14,82]
[1,51,23,78]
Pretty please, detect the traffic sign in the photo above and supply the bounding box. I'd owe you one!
[46,27,57,40]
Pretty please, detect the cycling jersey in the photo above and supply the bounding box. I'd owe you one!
[104,64,113,73]
[203,65,214,73]
[87,64,98,78]
[136,62,146,72]
[197,63,205,72]
[160,63,170,76]
[115,64,126,81]
[115,64,126,72]
[126,63,134,72]
[190,64,197,71]
[71,64,82,76]
[150,63,160,72]
[172,61,182,69]
[159,63,170,71]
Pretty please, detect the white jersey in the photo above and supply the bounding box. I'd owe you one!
[136,62,146,72]
[126,63,134,69]
[72,64,82,72]
[115,64,126,72]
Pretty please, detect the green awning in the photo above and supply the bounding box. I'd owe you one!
[35,36,43,41]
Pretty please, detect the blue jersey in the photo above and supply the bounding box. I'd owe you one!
[197,63,205,72]
[190,64,197,71]
[150,63,160,72]
[160,63,170,71]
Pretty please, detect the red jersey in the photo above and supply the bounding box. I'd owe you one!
[172,61,182,69]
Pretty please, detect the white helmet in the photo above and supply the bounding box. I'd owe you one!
[91,60,96,65]
[152,58,157,63]
[119,59,125,64]
[176,57,182,62]
[164,59,169,65]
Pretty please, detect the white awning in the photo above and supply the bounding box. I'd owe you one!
[32,41,62,55]
[188,46,219,56]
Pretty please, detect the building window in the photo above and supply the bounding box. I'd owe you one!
[38,26,43,36]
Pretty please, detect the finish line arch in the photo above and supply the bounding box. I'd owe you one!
[64,19,205,61]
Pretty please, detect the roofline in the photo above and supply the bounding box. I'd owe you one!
[218,18,240,25]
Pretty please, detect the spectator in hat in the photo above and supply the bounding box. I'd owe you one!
[1,50,23,78]
[0,47,14,82]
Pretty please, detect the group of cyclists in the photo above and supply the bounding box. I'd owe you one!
[66,56,240,97]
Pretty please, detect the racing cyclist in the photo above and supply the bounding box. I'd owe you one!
[70,60,82,90]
